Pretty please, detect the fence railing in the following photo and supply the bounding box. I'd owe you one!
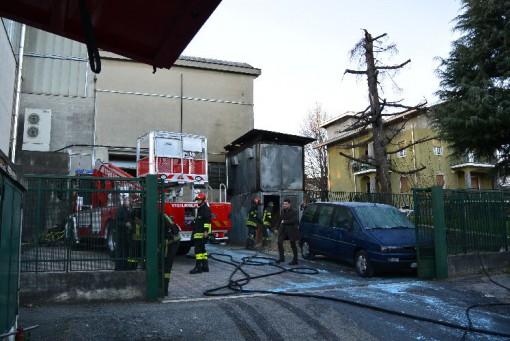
[20,176,146,273]
[442,189,510,254]
[305,190,413,210]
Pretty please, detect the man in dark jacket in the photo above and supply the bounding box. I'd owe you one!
[190,192,212,274]
[275,198,300,265]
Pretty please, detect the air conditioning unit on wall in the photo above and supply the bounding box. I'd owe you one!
[22,108,52,151]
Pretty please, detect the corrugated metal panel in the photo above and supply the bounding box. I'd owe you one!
[1,18,22,56]
[22,27,89,97]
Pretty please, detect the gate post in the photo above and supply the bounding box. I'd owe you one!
[431,186,448,279]
[145,174,159,301]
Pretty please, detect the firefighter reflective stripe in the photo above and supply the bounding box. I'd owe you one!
[132,223,142,241]
[263,210,272,227]
[204,222,212,233]
[164,273,171,279]
[246,209,258,227]
[128,258,138,263]
[195,252,208,260]
[194,232,204,239]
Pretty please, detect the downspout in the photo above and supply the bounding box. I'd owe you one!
[10,24,26,163]
[411,123,417,184]
[352,142,356,192]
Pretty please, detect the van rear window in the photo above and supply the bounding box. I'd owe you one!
[353,205,415,229]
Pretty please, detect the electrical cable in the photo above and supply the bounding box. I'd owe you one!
[460,251,510,340]
[207,251,510,339]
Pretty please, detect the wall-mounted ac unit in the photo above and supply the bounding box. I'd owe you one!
[22,108,52,151]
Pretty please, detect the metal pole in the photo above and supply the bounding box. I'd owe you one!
[145,174,159,301]
[10,24,26,163]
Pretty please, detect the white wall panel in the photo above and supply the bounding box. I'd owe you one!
[22,27,89,98]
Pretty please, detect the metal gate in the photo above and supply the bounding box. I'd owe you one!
[19,174,165,301]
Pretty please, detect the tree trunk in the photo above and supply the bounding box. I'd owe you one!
[364,30,392,194]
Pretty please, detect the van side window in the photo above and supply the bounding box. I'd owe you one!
[301,204,318,224]
[316,205,334,226]
[333,206,355,230]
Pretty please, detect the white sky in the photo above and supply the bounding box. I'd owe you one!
[183,0,462,135]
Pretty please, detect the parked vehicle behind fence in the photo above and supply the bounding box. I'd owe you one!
[299,202,417,277]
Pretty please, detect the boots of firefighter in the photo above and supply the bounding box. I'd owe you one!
[201,259,209,272]
[189,260,202,274]
[246,238,255,250]
[164,277,170,296]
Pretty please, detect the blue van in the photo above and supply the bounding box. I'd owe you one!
[299,202,417,277]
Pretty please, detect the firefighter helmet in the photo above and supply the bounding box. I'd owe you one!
[195,193,206,201]
[253,198,261,205]
[268,201,274,207]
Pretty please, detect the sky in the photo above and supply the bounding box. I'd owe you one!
[183,0,463,135]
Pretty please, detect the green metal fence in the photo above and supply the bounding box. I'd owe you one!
[0,168,26,335]
[305,190,413,209]
[443,189,510,254]
[20,175,147,273]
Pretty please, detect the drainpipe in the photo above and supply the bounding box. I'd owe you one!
[10,24,26,163]
[411,123,418,184]
[352,143,357,192]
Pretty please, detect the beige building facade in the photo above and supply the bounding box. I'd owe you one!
[11,28,261,185]
[322,108,496,193]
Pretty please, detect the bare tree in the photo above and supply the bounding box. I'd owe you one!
[299,103,328,194]
[343,30,430,194]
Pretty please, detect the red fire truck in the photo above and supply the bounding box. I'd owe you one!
[68,131,231,256]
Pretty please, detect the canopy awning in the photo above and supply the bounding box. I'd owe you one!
[0,0,221,72]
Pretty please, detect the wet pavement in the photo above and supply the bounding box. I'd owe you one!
[19,243,510,340]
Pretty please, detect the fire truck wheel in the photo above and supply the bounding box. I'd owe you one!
[177,243,191,256]
[106,221,116,255]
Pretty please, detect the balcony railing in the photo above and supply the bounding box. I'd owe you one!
[352,156,391,173]
[451,154,497,166]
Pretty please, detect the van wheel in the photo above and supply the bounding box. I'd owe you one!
[301,240,315,260]
[355,250,373,277]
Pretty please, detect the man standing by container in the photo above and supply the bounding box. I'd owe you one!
[275,198,300,265]
[190,193,212,274]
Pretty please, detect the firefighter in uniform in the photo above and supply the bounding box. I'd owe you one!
[262,201,274,247]
[127,209,143,270]
[190,193,212,274]
[163,213,181,295]
[115,196,133,270]
[246,198,263,250]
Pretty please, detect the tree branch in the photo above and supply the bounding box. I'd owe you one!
[376,59,411,70]
[344,69,367,75]
[389,164,427,175]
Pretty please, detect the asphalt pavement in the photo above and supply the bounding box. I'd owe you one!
[18,243,510,340]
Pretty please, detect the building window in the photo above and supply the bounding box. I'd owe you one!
[433,139,443,155]
[208,162,226,189]
[436,174,445,187]
[397,140,407,158]
[400,176,410,193]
